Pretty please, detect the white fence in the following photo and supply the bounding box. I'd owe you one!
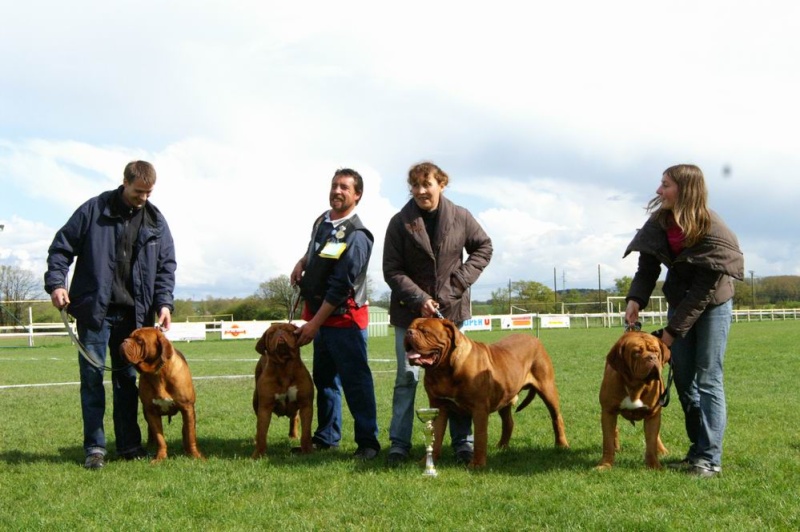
[2,308,798,346]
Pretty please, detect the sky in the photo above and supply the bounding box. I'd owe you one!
[1,1,798,304]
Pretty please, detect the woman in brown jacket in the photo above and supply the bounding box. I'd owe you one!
[624,164,744,478]
[383,162,493,466]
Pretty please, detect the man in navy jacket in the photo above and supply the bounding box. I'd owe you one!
[45,160,176,469]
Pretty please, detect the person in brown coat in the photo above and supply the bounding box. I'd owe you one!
[383,161,493,466]
[624,163,744,478]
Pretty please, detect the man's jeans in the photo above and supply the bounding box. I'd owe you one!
[388,326,474,455]
[669,299,732,471]
[311,326,380,451]
[77,308,142,457]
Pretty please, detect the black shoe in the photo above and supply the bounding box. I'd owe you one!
[310,437,339,451]
[455,450,474,465]
[687,465,720,478]
[354,447,380,461]
[667,458,693,472]
[387,451,408,467]
[119,448,150,461]
[84,453,105,470]
[311,442,339,451]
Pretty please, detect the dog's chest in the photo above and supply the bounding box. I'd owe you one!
[152,396,176,413]
[424,378,465,407]
[274,385,299,406]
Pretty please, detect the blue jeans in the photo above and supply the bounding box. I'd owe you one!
[388,326,473,455]
[669,299,731,471]
[311,326,380,451]
[77,307,143,457]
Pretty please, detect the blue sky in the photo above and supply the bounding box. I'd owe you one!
[1,1,798,302]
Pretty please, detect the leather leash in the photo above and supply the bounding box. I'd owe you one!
[60,308,131,372]
[288,286,301,322]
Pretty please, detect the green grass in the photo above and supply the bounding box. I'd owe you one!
[1,322,799,530]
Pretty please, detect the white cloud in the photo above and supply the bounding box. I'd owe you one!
[1,1,798,303]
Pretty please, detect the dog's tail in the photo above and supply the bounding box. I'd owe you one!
[515,388,538,412]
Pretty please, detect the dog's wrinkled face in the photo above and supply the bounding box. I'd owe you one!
[607,331,671,382]
[120,327,172,374]
[405,317,457,367]
[255,323,300,364]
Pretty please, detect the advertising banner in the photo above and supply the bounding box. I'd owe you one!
[221,321,272,340]
[500,315,534,330]
[539,315,571,329]
[164,322,207,342]
[461,316,492,332]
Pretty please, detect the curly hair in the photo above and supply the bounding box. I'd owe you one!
[407,161,449,188]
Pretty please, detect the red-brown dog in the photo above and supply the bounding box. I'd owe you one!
[120,327,204,463]
[252,323,314,458]
[405,317,569,468]
[597,331,671,470]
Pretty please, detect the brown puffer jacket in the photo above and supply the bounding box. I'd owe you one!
[624,210,744,337]
[383,196,492,329]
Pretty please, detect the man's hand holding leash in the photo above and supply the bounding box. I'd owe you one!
[50,287,70,310]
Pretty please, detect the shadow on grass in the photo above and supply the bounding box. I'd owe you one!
[0,437,603,475]
[0,446,83,466]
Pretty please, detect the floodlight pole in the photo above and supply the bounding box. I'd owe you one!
[749,270,755,309]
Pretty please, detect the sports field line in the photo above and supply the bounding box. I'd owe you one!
[0,374,251,390]
[0,367,397,390]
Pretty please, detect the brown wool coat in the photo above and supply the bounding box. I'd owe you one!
[624,210,744,337]
[383,196,493,329]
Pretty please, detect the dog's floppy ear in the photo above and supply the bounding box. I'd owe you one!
[442,319,462,348]
[156,329,174,361]
[606,336,630,377]
[255,331,268,356]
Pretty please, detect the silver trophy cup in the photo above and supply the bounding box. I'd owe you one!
[416,408,439,477]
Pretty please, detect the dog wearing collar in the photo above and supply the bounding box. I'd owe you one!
[252,323,314,458]
[120,327,204,462]
[597,331,671,470]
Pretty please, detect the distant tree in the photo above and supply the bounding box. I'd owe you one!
[229,296,283,321]
[172,299,196,322]
[560,289,586,304]
[489,280,556,314]
[196,296,235,319]
[514,280,555,312]
[759,275,800,306]
[489,287,510,314]
[614,276,633,296]
[0,265,43,326]
[256,275,296,318]
[373,290,391,309]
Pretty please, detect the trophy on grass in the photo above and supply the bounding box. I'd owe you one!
[416,407,439,477]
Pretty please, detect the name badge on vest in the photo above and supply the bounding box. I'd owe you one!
[319,241,347,259]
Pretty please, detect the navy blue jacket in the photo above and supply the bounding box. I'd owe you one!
[44,186,176,330]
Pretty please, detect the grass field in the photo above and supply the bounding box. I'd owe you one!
[1,321,798,531]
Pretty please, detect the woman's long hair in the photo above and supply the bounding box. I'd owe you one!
[646,164,711,247]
